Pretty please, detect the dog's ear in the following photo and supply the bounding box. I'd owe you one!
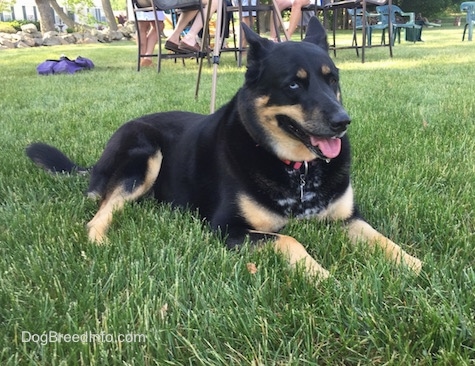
[303,16,329,52]
[241,22,274,84]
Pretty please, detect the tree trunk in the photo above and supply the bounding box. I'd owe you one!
[101,0,118,31]
[35,0,55,33]
[48,0,80,30]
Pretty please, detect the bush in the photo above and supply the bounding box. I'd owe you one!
[7,20,41,32]
[0,22,16,34]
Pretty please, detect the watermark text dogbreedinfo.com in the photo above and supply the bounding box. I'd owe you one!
[22,331,146,346]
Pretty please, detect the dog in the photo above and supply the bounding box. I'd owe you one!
[26,18,421,279]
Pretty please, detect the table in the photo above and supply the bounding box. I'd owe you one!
[323,0,393,63]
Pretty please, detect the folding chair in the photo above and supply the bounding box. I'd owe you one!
[347,8,387,46]
[461,1,475,41]
[376,4,421,45]
[323,0,392,63]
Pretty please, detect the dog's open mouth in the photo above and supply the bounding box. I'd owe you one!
[278,116,343,160]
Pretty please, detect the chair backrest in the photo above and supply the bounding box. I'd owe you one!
[376,5,396,26]
[461,2,475,24]
[376,5,414,26]
[347,8,364,29]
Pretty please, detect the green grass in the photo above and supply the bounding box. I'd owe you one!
[1,25,474,365]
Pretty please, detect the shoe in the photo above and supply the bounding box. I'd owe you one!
[178,41,201,53]
[140,59,153,67]
[165,40,185,54]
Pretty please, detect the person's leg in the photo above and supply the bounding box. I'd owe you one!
[145,22,159,55]
[180,0,218,49]
[231,0,254,48]
[166,10,198,45]
[286,0,310,37]
[270,0,291,40]
[138,21,154,66]
[240,16,253,48]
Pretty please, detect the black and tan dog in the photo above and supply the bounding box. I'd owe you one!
[26,18,421,279]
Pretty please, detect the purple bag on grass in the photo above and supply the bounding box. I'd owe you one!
[37,56,94,75]
[52,57,84,74]
[74,56,94,69]
[36,60,59,75]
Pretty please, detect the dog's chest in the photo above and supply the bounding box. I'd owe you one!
[274,164,334,218]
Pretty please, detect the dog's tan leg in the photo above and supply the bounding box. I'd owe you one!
[274,234,330,279]
[87,150,162,244]
[87,189,126,243]
[319,184,421,274]
[248,230,330,280]
[346,219,422,274]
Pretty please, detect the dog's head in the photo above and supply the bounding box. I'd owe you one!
[239,18,350,163]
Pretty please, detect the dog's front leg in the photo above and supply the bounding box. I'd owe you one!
[248,231,330,280]
[346,218,422,274]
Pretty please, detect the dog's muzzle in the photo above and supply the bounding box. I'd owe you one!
[278,114,350,160]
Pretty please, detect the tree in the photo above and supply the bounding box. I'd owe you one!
[49,0,78,30]
[394,0,451,18]
[34,0,118,34]
[0,0,16,13]
[35,0,56,32]
[100,0,117,31]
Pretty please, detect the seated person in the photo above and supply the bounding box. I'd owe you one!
[270,0,315,41]
[136,9,165,66]
[232,0,256,48]
[416,13,441,27]
[165,0,218,53]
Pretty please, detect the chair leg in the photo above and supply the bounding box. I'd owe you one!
[230,13,238,62]
[157,30,162,72]
[462,24,468,41]
[135,21,142,72]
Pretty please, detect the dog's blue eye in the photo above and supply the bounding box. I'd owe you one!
[289,82,300,90]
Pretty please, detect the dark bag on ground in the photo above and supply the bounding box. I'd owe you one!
[37,56,94,75]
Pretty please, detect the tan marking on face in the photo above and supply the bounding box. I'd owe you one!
[238,193,288,232]
[87,150,163,243]
[321,65,331,75]
[254,96,317,162]
[297,68,308,79]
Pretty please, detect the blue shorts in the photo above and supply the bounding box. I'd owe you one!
[232,0,257,17]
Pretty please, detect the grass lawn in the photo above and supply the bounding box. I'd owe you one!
[1,23,474,365]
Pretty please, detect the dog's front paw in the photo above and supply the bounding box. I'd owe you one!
[401,253,422,275]
[304,260,331,282]
[86,221,108,245]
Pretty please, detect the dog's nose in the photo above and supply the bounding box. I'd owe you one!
[330,111,351,133]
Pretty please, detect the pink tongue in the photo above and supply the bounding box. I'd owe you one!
[310,136,341,159]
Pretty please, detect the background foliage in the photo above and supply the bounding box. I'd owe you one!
[394,0,463,18]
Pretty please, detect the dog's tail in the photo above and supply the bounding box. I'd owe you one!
[26,143,90,175]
